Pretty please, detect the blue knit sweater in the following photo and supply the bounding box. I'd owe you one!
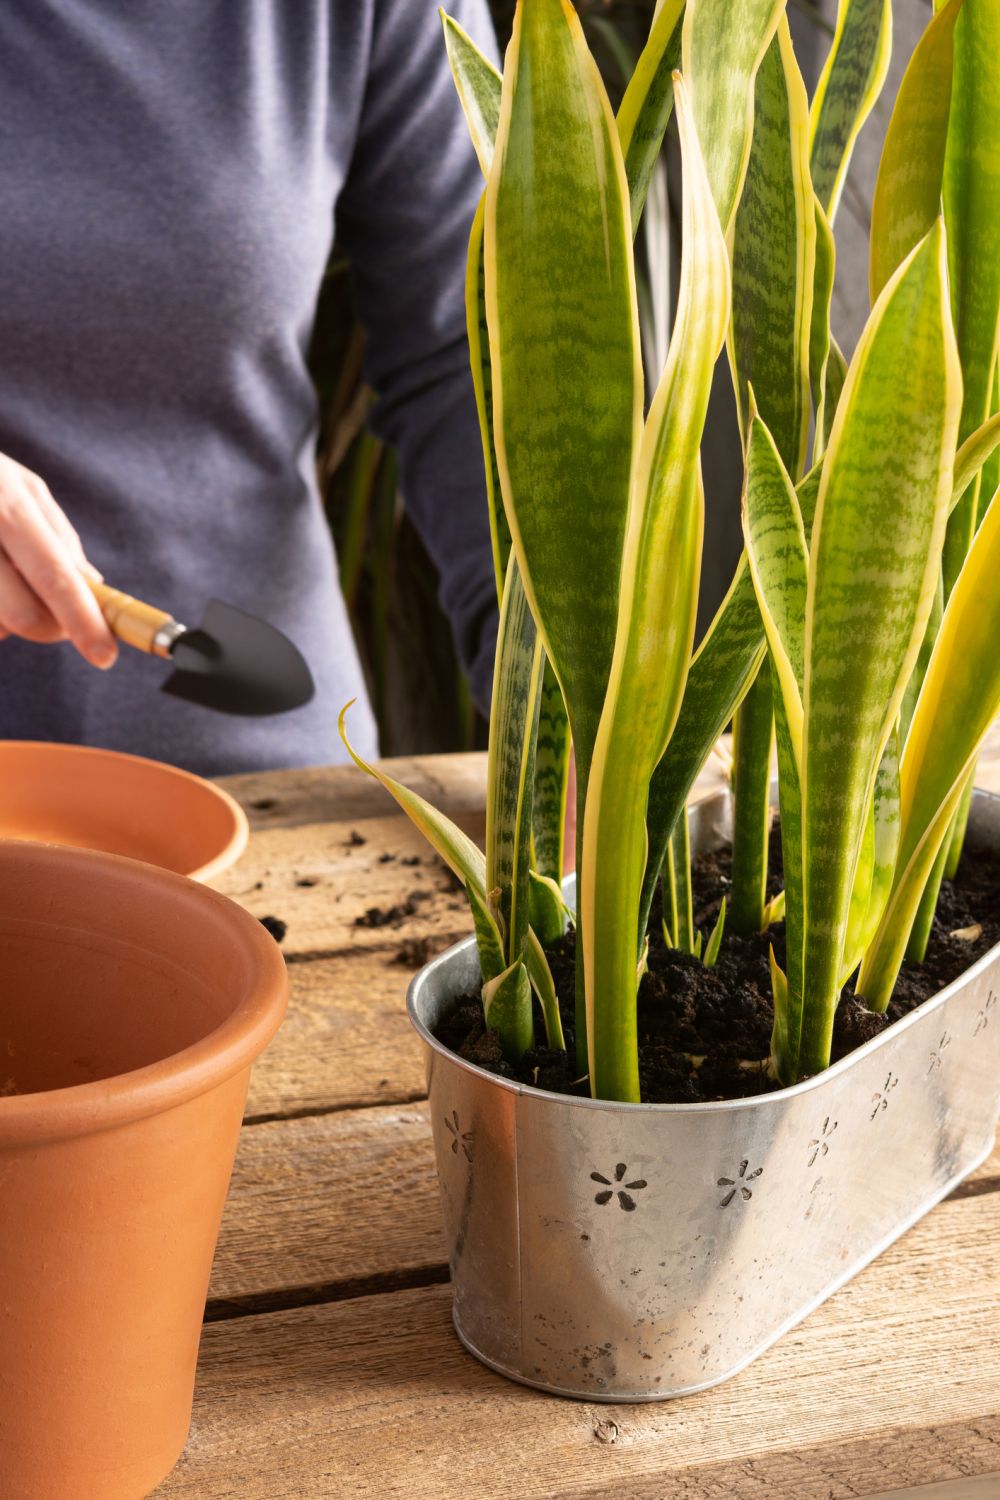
[0,0,498,773]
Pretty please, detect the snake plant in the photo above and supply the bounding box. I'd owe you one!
[343,0,1000,1102]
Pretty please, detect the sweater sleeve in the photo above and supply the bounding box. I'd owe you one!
[333,0,500,714]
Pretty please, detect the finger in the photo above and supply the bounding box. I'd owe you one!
[27,478,100,577]
[0,548,65,643]
[0,489,117,668]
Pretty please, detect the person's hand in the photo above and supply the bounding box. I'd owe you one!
[0,453,117,669]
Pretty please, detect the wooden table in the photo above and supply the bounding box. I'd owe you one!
[153,744,1000,1500]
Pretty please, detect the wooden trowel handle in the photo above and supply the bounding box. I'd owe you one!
[87,580,177,657]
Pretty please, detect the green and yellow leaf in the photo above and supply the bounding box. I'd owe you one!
[442,10,502,177]
[860,482,1000,1008]
[681,0,787,232]
[581,73,730,1101]
[486,559,546,967]
[809,0,893,222]
[799,222,962,1073]
[730,18,815,479]
[869,0,964,303]
[485,0,642,792]
[617,0,685,233]
[941,0,1000,596]
[339,702,486,894]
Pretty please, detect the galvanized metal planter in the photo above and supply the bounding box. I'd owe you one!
[408,788,1000,1401]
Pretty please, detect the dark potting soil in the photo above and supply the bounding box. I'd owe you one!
[434,827,1000,1103]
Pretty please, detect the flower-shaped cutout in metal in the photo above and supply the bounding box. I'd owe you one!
[974,991,997,1037]
[926,1031,952,1076]
[591,1162,647,1212]
[807,1116,838,1167]
[805,1176,824,1221]
[717,1159,762,1208]
[870,1071,899,1120]
[444,1110,474,1163]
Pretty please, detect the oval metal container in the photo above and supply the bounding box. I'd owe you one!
[408,788,1000,1401]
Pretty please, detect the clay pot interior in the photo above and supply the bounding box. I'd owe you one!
[0,740,248,880]
[0,928,230,1097]
[0,844,266,1100]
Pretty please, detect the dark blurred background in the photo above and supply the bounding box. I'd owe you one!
[313,0,925,758]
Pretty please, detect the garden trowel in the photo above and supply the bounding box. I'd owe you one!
[88,580,314,717]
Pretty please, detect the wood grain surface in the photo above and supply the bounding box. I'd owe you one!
[150,733,1000,1498]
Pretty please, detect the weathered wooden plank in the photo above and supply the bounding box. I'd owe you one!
[220,753,490,834]
[557,1431,1000,1498]
[214,1100,1000,1304]
[214,814,477,963]
[244,950,428,1119]
[210,1104,443,1302]
[156,1190,1000,1498]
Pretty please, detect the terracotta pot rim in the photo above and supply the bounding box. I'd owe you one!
[0,841,286,1147]
[0,740,250,880]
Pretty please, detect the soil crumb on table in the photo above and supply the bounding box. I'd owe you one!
[434,830,1000,1104]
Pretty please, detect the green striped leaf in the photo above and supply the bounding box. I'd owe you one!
[953,409,1000,515]
[703,897,727,968]
[466,879,507,983]
[823,337,849,451]
[744,412,808,756]
[976,363,1000,516]
[941,0,1000,596]
[866,725,902,942]
[531,657,571,884]
[640,456,822,942]
[840,793,875,985]
[728,668,774,936]
[726,16,814,940]
[485,0,642,794]
[528,869,568,948]
[742,412,809,1082]
[860,481,1000,1010]
[581,74,730,1101]
[809,0,893,222]
[442,12,502,177]
[681,0,786,232]
[442,23,510,595]
[666,812,696,955]
[444,2,684,240]
[680,0,786,234]
[617,0,685,232]
[809,197,838,465]
[901,570,944,740]
[525,929,565,1050]
[869,0,964,303]
[341,701,563,1050]
[799,222,962,1074]
[640,553,765,935]
[339,703,486,893]
[486,559,546,967]
[796,459,823,539]
[466,200,510,600]
[482,958,534,1063]
[730,18,815,479]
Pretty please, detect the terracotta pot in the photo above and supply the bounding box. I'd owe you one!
[0,840,287,1500]
[0,741,248,880]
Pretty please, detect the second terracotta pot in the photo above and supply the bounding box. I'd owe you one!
[0,840,287,1500]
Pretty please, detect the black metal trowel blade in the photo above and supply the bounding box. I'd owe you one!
[160,599,315,717]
